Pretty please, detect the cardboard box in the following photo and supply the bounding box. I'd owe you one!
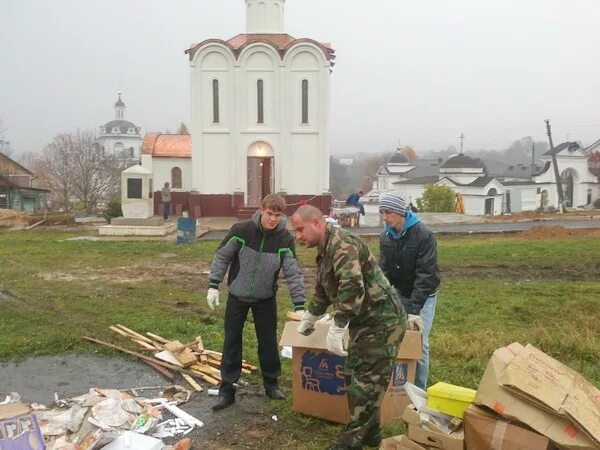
[474,343,597,449]
[381,434,430,450]
[403,404,465,450]
[427,382,476,419]
[497,343,600,446]
[463,405,550,450]
[279,321,422,425]
[0,403,45,450]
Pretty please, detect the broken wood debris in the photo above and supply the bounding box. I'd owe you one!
[84,324,258,394]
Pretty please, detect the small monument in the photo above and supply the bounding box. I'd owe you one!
[121,165,153,219]
[99,165,176,236]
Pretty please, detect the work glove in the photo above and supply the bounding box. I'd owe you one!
[297,311,321,336]
[207,288,220,310]
[326,323,348,357]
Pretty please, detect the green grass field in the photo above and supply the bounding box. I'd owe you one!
[0,228,598,448]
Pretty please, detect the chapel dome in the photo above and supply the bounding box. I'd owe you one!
[440,154,486,170]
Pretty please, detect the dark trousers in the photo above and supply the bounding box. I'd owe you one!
[219,293,280,394]
[163,201,170,220]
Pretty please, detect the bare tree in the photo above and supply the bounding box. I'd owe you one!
[35,130,125,214]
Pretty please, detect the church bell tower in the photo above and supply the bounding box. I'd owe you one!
[245,0,285,34]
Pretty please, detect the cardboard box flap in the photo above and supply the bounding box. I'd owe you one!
[464,405,550,450]
[280,321,346,350]
[0,402,31,420]
[397,330,422,360]
[498,343,600,445]
[474,344,596,449]
[381,435,429,450]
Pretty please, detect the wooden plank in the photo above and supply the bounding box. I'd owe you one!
[114,324,157,345]
[188,369,219,386]
[142,360,175,381]
[146,332,169,344]
[155,350,184,367]
[109,326,130,338]
[133,339,157,350]
[181,373,203,392]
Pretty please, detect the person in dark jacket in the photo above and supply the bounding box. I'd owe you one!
[207,194,305,411]
[378,193,440,389]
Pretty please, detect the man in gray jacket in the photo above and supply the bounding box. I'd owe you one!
[207,194,305,410]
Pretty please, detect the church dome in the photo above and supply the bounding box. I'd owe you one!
[441,154,486,170]
[101,119,139,134]
[388,152,409,164]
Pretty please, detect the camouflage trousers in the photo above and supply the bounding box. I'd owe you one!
[338,304,406,448]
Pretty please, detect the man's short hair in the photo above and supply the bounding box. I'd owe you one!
[262,193,286,212]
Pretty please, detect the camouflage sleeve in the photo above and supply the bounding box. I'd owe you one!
[307,278,330,316]
[329,240,365,327]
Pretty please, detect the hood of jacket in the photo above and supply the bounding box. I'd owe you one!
[252,209,288,233]
[384,211,421,240]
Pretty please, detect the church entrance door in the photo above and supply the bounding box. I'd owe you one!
[247,156,273,207]
[247,141,274,207]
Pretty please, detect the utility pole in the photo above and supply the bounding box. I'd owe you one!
[530,139,535,179]
[459,133,465,154]
[545,119,564,213]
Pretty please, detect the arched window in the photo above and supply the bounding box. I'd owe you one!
[257,79,264,124]
[212,79,220,123]
[301,79,308,124]
[171,167,182,189]
[114,142,124,154]
[487,188,497,196]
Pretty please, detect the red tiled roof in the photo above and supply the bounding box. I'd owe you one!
[185,34,335,62]
[142,133,191,158]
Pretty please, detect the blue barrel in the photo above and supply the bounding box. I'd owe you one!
[176,217,197,244]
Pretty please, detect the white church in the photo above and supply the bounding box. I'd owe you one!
[376,143,599,216]
[142,0,334,217]
[98,93,143,161]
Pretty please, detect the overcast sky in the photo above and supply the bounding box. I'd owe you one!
[1,0,599,156]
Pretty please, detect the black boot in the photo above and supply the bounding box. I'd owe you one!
[212,390,235,411]
[264,384,285,400]
[363,429,382,448]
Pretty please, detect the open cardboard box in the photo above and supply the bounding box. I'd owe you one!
[402,404,464,450]
[474,342,597,449]
[279,321,422,425]
[381,434,430,450]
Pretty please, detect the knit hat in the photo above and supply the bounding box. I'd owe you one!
[379,194,406,216]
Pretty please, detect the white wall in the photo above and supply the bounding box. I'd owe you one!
[150,158,192,192]
[189,41,331,196]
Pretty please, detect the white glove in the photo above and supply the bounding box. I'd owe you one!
[326,323,348,356]
[297,311,321,336]
[207,288,220,310]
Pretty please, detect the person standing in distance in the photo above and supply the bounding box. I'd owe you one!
[206,194,305,411]
[161,182,171,221]
[378,193,440,390]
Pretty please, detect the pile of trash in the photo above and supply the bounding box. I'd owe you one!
[0,387,197,449]
[382,342,600,449]
[329,206,361,228]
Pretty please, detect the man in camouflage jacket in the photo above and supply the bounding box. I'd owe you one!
[292,205,407,450]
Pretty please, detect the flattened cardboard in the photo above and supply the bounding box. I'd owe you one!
[464,405,550,450]
[498,343,600,446]
[0,403,45,450]
[280,321,422,426]
[381,435,429,450]
[474,343,596,449]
